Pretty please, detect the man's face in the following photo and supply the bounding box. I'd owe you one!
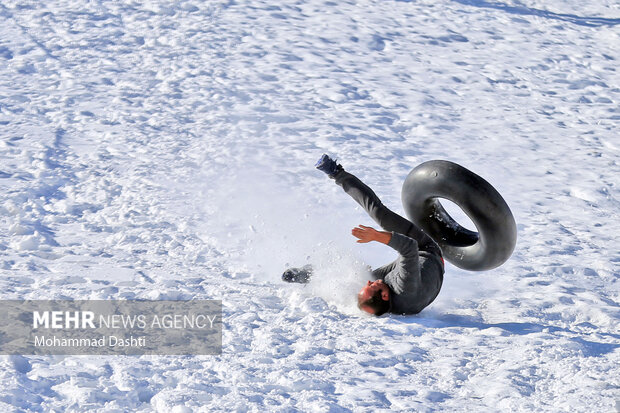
[358,280,390,314]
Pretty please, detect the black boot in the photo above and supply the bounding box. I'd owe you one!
[315,154,343,178]
[282,265,313,283]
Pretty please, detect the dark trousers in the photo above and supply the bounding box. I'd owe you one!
[334,170,442,256]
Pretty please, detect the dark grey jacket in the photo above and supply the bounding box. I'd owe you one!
[371,232,444,315]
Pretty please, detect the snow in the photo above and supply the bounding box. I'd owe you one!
[1,0,619,411]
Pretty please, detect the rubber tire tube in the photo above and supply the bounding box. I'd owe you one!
[402,160,517,271]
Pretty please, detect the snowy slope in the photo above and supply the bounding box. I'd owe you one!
[1,0,619,411]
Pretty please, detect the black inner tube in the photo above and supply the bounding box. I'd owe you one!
[402,160,517,271]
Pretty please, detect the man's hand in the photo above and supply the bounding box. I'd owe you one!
[351,225,392,245]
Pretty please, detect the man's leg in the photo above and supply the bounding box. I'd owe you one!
[316,154,439,251]
[333,169,435,248]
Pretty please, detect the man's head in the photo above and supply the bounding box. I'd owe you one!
[357,280,390,316]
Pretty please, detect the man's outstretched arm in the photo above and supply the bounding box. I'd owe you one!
[352,225,418,260]
[354,225,422,294]
[352,225,392,244]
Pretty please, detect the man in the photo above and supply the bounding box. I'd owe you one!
[315,154,445,316]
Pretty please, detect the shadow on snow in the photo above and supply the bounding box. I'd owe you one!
[453,0,620,27]
[391,313,620,357]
